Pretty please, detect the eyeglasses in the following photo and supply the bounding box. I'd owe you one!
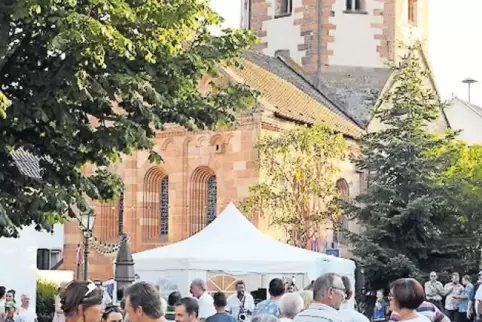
[331,286,346,293]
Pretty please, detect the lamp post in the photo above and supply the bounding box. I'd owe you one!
[76,199,96,281]
[462,78,478,103]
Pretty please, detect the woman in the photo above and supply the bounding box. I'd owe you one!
[53,283,67,322]
[102,305,123,322]
[389,278,428,322]
[60,280,104,322]
[295,291,313,311]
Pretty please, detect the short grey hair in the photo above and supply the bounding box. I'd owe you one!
[191,279,206,291]
[251,314,277,322]
[279,293,304,318]
[313,273,342,301]
[125,282,164,318]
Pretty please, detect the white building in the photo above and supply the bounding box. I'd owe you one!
[444,96,482,145]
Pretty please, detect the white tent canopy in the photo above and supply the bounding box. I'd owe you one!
[133,203,354,279]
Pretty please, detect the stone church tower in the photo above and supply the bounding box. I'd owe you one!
[243,0,429,78]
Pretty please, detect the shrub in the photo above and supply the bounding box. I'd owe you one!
[36,279,57,322]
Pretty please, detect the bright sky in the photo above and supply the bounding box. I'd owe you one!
[210,0,482,107]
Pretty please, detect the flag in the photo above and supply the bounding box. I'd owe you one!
[76,244,84,265]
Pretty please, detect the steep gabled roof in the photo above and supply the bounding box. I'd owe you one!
[224,53,365,138]
[446,96,482,128]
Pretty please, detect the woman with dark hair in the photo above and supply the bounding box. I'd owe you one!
[389,278,427,322]
[60,281,104,322]
[165,292,181,322]
[102,305,123,322]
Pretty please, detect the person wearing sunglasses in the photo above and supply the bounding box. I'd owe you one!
[388,278,427,322]
[61,280,104,322]
[103,305,123,322]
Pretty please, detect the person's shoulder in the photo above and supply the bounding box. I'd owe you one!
[354,311,370,322]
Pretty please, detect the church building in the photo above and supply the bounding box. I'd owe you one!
[58,0,446,281]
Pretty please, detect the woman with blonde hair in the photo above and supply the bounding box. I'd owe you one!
[295,291,313,311]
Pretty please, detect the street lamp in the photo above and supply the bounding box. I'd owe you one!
[76,199,96,281]
[462,78,478,103]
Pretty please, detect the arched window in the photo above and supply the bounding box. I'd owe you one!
[335,178,350,245]
[143,167,169,241]
[99,192,124,242]
[189,167,217,236]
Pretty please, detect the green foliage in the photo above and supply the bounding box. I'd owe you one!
[0,0,258,236]
[344,43,474,291]
[241,123,346,248]
[36,279,57,322]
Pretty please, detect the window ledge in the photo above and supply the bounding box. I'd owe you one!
[274,12,292,19]
[343,10,368,15]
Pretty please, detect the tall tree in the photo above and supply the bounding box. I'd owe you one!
[240,124,346,248]
[0,0,257,236]
[344,43,465,291]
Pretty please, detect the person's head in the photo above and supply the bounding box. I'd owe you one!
[279,293,304,319]
[312,273,346,310]
[168,292,182,307]
[268,278,285,298]
[462,275,471,286]
[124,282,163,322]
[6,292,14,302]
[376,290,384,300]
[429,272,437,282]
[60,280,104,322]
[20,294,30,308]
[389,278,425,312]
[102,305,123,322]
[189,279,206,299]
[251,314,277,322]
[452,272,460,284]
[0,287,6,300]
[235,280,246,296]
[175,297,198,322]
[212,292,227,311]
[296,291,313,310]
[341,276,353,301]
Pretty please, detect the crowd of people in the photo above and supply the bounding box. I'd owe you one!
[25,270,482,322]
[0,287,36,322]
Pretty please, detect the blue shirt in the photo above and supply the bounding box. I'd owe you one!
[206,313,237,322]
[373,299,386,321]
[459,283,474,312]
[253,300,280,318]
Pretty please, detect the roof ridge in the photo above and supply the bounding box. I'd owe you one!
[275,56,365,129]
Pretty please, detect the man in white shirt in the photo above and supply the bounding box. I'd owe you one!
[339,276,370,322]
[190,279,216,321]
[226,281,255,322]
[16,294,36,322]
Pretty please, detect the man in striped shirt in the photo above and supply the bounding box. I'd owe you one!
[389,301,451,322]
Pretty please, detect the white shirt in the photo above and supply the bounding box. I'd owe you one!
[339,309,371,322]
[226,293,255,321]
[197,292,216,320]
[475,285,482,301]
[16,307,36,322]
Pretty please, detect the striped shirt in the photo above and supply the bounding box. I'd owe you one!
[293,303,344,322]
[389,301,451,322]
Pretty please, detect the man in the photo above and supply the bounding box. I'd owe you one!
[425,272,444,310]
[124,281,165,322]
[293,273,346,322]
[339,276,369,322]
[389,301,451,322]
[227,281,255,322]
[206,292,236,322]
[469,272,482,320]
[253,278,285,317]
[278,293,304,322]
[175,297,200,322]
[94,280,113,309]
[445,272,465,322]
[16,295,36,322]
[190,279,216,321]
[454,275,474,322]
